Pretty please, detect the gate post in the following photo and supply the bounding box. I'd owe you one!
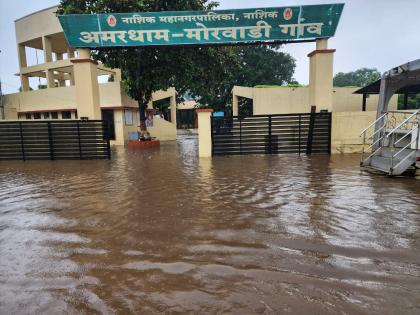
[308,39,335,112]
[196,109,213,157]
[306,106,316,155]
[70,48,102,119]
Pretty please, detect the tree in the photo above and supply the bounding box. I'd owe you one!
[189,45,295,112]
[398,94,420,110]
[333,68,381,87]
[58,1,295,120]
[58,0,220,127]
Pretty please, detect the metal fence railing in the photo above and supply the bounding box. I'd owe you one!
[211,112,331,156]
[0,120,111,160]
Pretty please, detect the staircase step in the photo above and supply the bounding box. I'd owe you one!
[369,155,392,174]
[363,150,417,175]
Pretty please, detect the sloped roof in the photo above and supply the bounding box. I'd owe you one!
[354,80,420,94]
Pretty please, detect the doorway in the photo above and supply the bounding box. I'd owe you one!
[101,109,116,140]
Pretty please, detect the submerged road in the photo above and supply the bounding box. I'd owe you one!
[0,136,419,314]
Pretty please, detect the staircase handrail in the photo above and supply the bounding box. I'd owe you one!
[387,110,417,114]
[386,109,420,139]
[369,125,387,140]
[360,113,388,163]
[360,112,388,136]
[390,114,419,173]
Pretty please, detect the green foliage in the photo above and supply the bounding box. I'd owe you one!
[193,45,295,111]
[398,94,420,110]
[58,0,295,114]
[333,68,381,87]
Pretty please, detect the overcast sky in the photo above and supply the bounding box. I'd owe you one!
[1,0,420,94]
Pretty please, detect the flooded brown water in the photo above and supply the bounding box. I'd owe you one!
[0,136,419,314]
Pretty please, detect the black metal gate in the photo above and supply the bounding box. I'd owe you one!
[211,112,331,155]
[0,120,111,160]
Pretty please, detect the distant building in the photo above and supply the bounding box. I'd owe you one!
[232,85,398,116]
[177,100,198,129]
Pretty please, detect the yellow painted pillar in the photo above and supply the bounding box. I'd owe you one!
[58,73,66,87]
[17,44,30,91]
[113,69,122,81]
[232,95,239,116]
[57,53,66,87]
[42,36,56,88]
[20,75,30,92]
[170,95,177,127]
[69,71,75,86]
[17,44,27,68]
[196,109,213,157]
[113,109,125,145]
[42,36,53,63]
[308,39,335,112]
[46,70,55,88]
[70,48,102,119]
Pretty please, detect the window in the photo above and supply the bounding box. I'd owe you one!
[33,112,41,119]
[51,112,59,119]
[62,111,72,119]
[124,109,133,126]
[25,113,31,120]
[43,112,50,119]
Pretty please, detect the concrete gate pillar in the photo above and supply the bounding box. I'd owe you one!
[170,95,177,127]
[196,109,213,157]
[71,48,102,119]
[17,44,30,92]
[308,39,336,112]
[232,95,239,116]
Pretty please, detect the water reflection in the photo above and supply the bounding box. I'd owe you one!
[0,136,419,314]
[306,155,334,244]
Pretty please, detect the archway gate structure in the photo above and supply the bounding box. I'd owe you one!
[58,3,344,156]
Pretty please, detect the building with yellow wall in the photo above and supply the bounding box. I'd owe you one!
[1,6,177,145]
[232,85,398,115]
[231,85,399,154]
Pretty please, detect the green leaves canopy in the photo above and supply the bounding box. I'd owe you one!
[333,68,381,87]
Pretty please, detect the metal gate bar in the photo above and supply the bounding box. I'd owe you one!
[0,120,111,160]
[211,112,332,156]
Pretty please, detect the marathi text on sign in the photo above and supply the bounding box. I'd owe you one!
[58,4,344,47]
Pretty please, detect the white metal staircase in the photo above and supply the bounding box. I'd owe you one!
[360,109,420,176]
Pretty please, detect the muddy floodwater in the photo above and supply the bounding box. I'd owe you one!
[0,136,419,314]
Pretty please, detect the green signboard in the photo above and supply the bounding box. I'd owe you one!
[58,4,344,48]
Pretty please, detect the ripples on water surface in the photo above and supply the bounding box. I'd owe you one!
[0,136,419,314]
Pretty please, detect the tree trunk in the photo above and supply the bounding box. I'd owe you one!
[138,100,147,131]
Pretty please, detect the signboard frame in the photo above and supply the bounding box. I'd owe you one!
[58,4,344,48]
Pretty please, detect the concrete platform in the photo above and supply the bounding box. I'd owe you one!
[128,140,160,149]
